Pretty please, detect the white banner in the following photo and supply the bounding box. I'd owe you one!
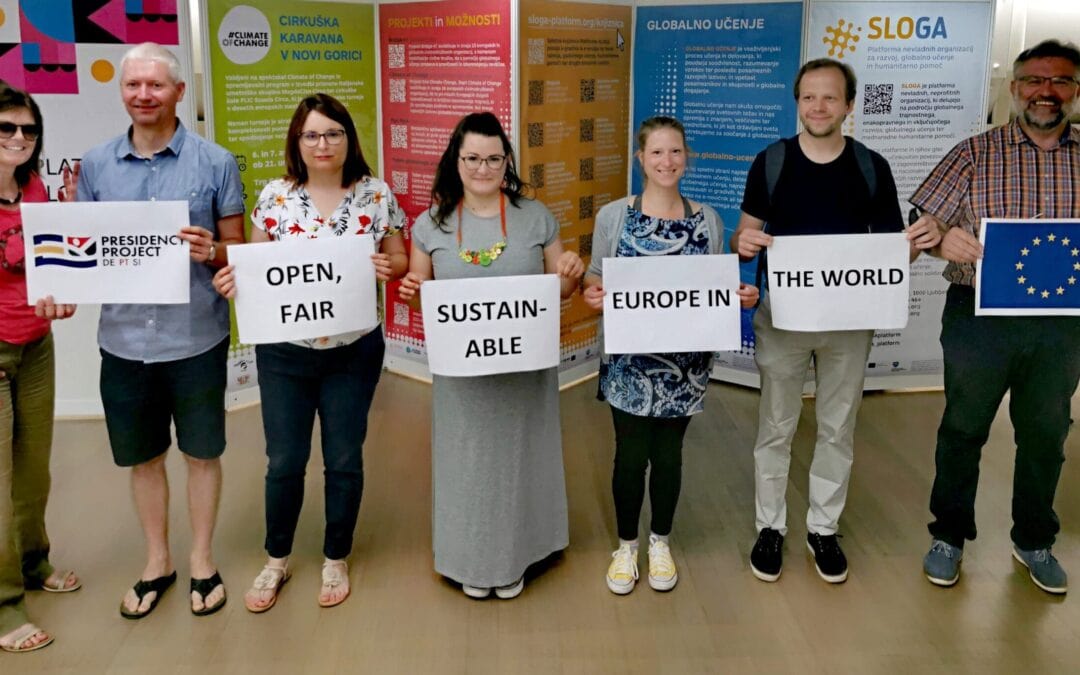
[767,233,910,331]
[230,235,378,344]
[22,201,190,304]
[420,274,560,377]
[602,255,742,354]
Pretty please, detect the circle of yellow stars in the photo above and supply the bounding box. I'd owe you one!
[1015,232,1078,299]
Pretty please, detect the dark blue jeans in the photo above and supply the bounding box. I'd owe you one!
[256,329,385,559]
[929,285,1080,550]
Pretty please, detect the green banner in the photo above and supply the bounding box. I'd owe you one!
[205,0,378,211]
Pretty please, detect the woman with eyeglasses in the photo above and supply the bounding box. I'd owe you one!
[213,93,406,612]
[398,112,584,599]
[0,82,80,653]
[582,116,758,595]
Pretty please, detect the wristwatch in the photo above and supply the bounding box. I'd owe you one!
[207,242,217,264]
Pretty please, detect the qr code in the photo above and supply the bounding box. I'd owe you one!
[528,80,544,106]
[579,118,594,143]
[391,170,409,195]
[393,301,410,327]
[578,195,594,220]
[389,78,406,103]
[390,124,408,149]
[580,79,595,103]
[529,164,545,189]
[388,44,405,69]
[579,158,594,181]
[527,38,545,65]
[863,83,894,115]
[578,233,593,257]
[527,122,544,148]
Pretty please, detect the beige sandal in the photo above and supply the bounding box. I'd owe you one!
[243,563,290,613]
[0,623,54,653]
[318,559,350,608]
[38,570,81,593]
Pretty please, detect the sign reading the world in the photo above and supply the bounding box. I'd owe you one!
[975,218,1080,316]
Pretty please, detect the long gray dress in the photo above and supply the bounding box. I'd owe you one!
[412,197,569,588]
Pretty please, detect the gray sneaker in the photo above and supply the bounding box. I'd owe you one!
[923,539,962,586]
[1012,546,1068,595]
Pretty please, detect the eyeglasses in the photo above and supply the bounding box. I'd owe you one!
[459,154,507,171]
[1016,75,1079,91]
[298,129,346,147]
[0,122,41,141]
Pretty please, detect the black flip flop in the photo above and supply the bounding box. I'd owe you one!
[190,571,227,616]
[119,571,177,619]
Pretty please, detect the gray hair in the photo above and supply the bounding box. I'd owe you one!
[120,42,183,84]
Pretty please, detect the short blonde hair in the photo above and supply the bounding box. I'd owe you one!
[120,42,183,84]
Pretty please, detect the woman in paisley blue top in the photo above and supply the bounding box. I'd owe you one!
[213,94,406,612]
[583,116,758,595]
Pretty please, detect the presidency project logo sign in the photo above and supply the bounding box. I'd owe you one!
[32,234,97,268]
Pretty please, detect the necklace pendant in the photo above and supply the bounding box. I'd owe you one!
[479,252,492,266]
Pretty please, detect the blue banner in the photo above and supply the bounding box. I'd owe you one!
[977,219,1080,315]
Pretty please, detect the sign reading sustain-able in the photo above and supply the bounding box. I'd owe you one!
[229,235,378,344]
[420,274,561,377]
[767,232,910,331]
[602,254,742,354]
[22,201,190,304]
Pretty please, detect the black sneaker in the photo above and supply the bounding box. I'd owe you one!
[750,528,784,582]
[807,533,848,583]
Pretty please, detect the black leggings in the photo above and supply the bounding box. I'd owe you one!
[610,407,692,541]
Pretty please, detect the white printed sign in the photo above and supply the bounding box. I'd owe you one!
[767,233,910,331]
[22,201,190,304]
[230,235,378,344]
[602,254,742,353]
[420,274,560,377]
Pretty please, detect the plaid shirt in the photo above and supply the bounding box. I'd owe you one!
[910,120,1080,286]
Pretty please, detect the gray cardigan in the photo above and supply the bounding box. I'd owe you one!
[586,196,725,278]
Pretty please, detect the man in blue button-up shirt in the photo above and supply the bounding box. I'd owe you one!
[75,43,245,619]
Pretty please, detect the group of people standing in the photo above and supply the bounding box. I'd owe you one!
[1,37,1077,654]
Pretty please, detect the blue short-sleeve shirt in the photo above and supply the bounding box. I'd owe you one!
[77,122,245,362]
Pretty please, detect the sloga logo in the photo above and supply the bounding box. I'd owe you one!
[867,16,948,40]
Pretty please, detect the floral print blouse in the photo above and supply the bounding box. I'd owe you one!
[251,176,404,349]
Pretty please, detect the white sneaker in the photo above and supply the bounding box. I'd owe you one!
[648,535,678,591]
[494,577,525,599]
[462,584,490,599]
[606,543,638,595]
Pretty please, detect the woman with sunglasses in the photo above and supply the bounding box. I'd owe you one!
[0,82,80,653]
[398,112,584,599]
[213,93,406,612]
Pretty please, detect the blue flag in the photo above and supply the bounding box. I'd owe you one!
[977,219,1080,314]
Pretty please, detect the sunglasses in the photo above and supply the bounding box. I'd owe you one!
[0,122,41,141]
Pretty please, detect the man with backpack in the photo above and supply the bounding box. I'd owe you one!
[729,58,939,584]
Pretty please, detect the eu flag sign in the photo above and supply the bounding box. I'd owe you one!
[976,218,1080,316]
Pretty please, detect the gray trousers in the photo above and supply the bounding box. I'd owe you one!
[751,297,873,536]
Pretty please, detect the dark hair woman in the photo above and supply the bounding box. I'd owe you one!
[213,93,406,612]
[0,82,80,654]
[398,112,584,599]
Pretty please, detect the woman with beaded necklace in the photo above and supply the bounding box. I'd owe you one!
[583,116,758,595]
[398,112,584,599]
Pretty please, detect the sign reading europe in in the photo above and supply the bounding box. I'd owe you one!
[229,235,379,343]
[420,274,560,377]
[976,219,1080,316]
[22,201,190,304]
[767,233,910,331]
[602,255,742,353]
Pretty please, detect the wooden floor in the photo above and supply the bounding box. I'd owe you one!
[16,373,1080,674]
